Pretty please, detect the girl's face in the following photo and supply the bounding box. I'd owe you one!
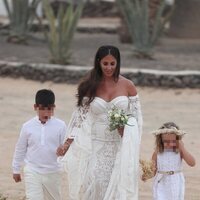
[100,55,117,78]
[161,133,177,150]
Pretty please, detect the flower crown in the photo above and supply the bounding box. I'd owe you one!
[151,126,186,136]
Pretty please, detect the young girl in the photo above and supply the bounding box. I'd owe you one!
[143,122,195,200]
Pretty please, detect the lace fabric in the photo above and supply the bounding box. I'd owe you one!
[128,95,143,140]
[60,95,143,200]
[66,99,90,139]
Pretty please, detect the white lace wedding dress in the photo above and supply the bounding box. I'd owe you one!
[59,95,142,200]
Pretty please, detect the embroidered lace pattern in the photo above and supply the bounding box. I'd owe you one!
[95,142,118,199]
[67,102,90,138]
[128,95,143,139]
[62,95,143,200]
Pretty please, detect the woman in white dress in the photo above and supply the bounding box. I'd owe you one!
[57,45,143,200]
[150,122,196,200]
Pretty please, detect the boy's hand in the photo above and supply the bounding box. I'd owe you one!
[56,144,70,156]
[13,174,21,182]
[56,145,65,156]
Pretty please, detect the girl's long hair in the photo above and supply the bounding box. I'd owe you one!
[155,122,182,153]
[77,45,121,106]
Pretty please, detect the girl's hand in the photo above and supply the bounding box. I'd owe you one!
[117,126,124,137]
[178,140,184,152]
[178,140,196,166]
[141,174,148,182]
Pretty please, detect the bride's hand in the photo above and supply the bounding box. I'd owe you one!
[117,126,124,137]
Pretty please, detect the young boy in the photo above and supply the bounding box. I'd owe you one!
[12,89,67,200]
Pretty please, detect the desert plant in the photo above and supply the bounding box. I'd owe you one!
[116,0,174,59]
[3,0,41,44]
[0,194,7,200]
[43,0,84,65]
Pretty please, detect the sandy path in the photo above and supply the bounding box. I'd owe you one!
[0,77,199,199]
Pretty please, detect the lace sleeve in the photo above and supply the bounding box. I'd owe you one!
[65,99,90,139]
[128,94,143,141]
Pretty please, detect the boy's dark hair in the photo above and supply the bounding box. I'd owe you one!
[35,89,55,107]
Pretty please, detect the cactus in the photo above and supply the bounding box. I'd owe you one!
[117,0,174,59]
[3,0,41,44]
[43,0,83,65]
[0,194,7,200]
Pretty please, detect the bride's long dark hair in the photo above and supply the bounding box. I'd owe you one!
[77,45,121,106]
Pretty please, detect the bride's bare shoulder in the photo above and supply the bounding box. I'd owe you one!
[119,76,137,96]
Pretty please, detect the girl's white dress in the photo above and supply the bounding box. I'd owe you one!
[153,151,185,200]
[59,95,142,200]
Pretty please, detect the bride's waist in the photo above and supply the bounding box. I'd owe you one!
[91,131,121,142]
[91,136,120,142]
[91,121,120,141]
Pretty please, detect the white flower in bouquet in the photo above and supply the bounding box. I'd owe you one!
[107,105,132,131]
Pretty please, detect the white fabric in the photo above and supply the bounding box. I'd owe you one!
[24,165,62,200]
[153,151,185,200]
[59,95,143,200]
[12,116,67,174]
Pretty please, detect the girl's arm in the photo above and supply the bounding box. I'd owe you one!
[179,140,196,167]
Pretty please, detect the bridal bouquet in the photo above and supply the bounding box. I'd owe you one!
[107,105,131,131]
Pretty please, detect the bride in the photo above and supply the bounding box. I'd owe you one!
[57,45,143,200]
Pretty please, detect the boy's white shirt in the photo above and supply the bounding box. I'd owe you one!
[12,116,67,174]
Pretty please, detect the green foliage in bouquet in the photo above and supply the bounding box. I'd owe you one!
[108,105,131,131]
[43,0,83,65]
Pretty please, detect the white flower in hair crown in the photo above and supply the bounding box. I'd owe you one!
[107,105,133,131]
[151,126,186,136]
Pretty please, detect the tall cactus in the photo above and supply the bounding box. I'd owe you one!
[116,0,174,59]
[3,0,41,43]
[43,0,84,65]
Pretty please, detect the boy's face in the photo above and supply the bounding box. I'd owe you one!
[161,133,177,150]
[34,104,55,124]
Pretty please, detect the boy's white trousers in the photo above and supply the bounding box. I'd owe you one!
[23,166,62,200]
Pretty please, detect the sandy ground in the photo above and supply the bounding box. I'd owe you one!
[0,77,199,200]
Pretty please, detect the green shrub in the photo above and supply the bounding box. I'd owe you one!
[3,0,41,44]
[0,194,7,200]
[117,0,174,59]
[43,0,83,65]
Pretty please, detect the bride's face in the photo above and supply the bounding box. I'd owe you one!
[100,55,117,78]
